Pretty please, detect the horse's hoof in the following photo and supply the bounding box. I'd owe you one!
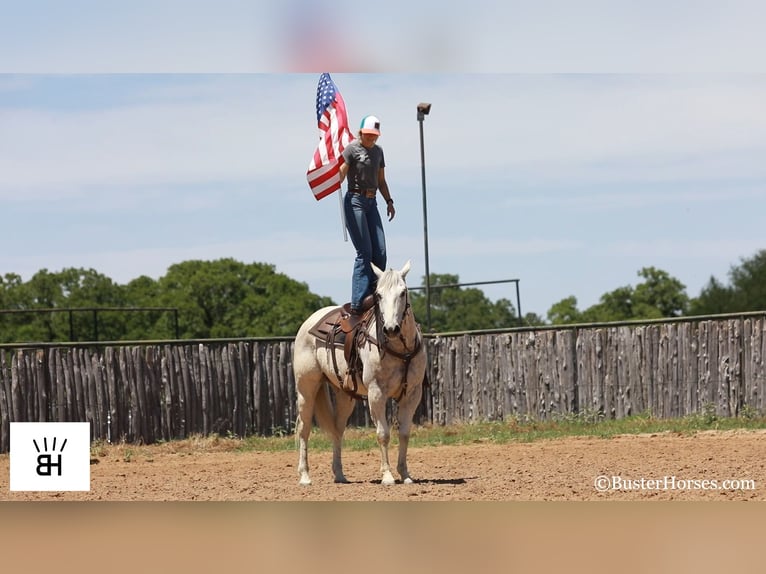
[334,476,349,484]
[402,477,414,485]
[381,475,396,486]
[299,477,312,486]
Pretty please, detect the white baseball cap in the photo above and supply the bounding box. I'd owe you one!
[359,115,381,135]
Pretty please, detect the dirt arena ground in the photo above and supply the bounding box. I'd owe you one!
[2,429,765,501]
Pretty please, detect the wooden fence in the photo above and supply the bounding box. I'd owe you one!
[1,313,765,452]
[427,315,766,424]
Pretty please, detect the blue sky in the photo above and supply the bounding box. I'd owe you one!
[1,3,765,318]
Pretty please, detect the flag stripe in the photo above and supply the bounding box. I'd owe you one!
[306,73,354,201]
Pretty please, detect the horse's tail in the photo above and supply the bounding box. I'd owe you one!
[312,381,338,438]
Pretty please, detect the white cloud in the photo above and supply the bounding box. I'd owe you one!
[425,236,583,258]
[418,76,766,184]
[2,73,765,320]
[503,186,766,211]
[0,77,314,199]
[603,238,764,260]
[3,75,765,201]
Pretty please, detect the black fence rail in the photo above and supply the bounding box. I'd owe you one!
[1,312,765,453]
[0,306,180,342]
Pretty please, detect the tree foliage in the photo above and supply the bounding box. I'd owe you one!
[409,273,518,332]
[546,296,583,325]
[0,259,332,343]
[4,251,766,343]
[157,259,332,339]
[0,268,125,343]
[689,249,766,315]
[547,267,689,324]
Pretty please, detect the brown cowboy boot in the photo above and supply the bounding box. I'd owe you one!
[360,293,375,312]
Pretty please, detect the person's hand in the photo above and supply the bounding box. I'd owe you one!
[387,201,396,221]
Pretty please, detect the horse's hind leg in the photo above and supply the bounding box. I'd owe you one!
[329,389,356,483]
[296,377,321,486]
[309,377,355,483]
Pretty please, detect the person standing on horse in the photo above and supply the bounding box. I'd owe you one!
[339,114,395,319]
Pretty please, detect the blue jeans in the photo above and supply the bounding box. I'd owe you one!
[344,191,387,311]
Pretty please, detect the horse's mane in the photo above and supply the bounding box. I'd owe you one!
[375,267,404,293]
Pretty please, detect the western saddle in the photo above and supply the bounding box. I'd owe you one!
[307,294,377,399]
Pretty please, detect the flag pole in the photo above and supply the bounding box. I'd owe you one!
[337,187,348,241]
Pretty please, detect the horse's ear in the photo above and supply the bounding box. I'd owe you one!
[371,262,384,279]
[400,260,411,278]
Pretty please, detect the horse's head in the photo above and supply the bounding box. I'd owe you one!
[372,260,411,337]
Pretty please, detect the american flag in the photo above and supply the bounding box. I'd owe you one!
[306,73,354,200]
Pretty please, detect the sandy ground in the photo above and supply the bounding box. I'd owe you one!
[2,429,765,501]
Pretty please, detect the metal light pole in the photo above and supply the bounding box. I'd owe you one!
[417,102,432,331]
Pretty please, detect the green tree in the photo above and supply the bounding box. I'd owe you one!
[547,296,583,325]
[0,268,124,342]
[522,312,546,326]
[0,260,334,342]
[121,275,175,340]
[547,267,689,324]
[158,258,333,338]
[410,273,518,332]
[0,273,30,343]
[632,266,689,317]
[56,268,126,340]
[728,250,766,310]
[582,285,639,322]
[14,269,71,341]
[689,249,766,315]
[688,276,734,315]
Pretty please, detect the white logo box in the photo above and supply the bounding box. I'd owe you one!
[10,422,91,491]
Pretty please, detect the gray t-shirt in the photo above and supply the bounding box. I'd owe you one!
[342,140,386,191]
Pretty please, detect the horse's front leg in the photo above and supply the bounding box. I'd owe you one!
[368,385,396,485]
[395,382,423,484]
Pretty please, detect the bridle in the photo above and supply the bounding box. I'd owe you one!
[371,287,422,401]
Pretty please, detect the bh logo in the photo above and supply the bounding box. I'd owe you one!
[10,422,90,491]
[34,436,66,476]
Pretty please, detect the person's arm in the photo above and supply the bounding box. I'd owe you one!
[378,167,395,221]
[339,161,349,184]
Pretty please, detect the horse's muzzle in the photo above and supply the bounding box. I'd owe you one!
[383,325,401,337]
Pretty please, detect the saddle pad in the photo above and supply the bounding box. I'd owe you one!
[307,307,344,342]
